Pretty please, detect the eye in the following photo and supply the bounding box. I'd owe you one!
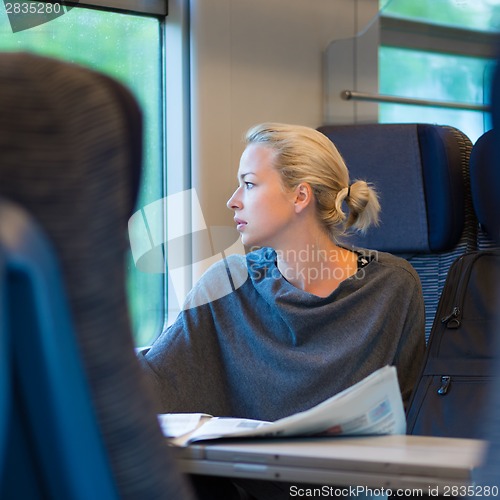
[244,182,255,190]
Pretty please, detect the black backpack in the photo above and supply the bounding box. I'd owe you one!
[406,249,500,439]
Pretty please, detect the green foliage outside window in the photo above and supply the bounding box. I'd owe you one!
[379,47,493,143]
[378,0,498,143]
[380,0,500,32]
[0,6,164,346]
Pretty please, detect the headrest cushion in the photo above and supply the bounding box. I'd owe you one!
[317,123,468,253]
[470,129,500,244]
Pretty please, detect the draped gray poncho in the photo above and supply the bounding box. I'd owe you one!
[138,247,425,421]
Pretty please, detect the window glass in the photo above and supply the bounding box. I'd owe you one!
[380,0,500,32]
[0,6,164,346]
[379,46,494,143]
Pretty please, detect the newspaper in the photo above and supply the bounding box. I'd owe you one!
[159,365,406,446]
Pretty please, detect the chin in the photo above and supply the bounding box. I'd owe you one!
[240,234,260,249]
[240,235,253,247]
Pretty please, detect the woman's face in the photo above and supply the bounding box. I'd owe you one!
[227,143,299,249]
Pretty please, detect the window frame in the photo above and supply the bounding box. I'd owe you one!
[376,11,497,142]
[1,0,171,344]
[39,0,167,16]
[380,16,497,59]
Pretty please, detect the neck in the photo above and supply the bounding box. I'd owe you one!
[275,233,358,296]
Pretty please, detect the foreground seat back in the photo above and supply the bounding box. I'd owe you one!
[0,199,119,499]
[318,123,476,342]
[469,59,500,488]
[0,52,193,499]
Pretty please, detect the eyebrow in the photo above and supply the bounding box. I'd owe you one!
[238,172,255,180]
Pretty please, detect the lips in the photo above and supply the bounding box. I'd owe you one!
[234,217,247,230]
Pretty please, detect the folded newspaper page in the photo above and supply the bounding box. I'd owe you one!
[159,365,406,446]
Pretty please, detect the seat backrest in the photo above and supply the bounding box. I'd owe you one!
[0,53,193,499]
[470,129,500,249]
[469,59,500,489]
[0,198,119,499]
[0,232,9,491]
[317,123,477,342]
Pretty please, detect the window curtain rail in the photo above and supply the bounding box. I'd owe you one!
[341,90,489,112]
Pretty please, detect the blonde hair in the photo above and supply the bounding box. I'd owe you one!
[245,122,380,240]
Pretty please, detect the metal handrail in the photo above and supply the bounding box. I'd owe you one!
[341,90,489,112]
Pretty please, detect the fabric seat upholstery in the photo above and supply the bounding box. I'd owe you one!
[317,123,477,342]
[469,58,500,489]
[470,129,500,249]
[0,52,193,499]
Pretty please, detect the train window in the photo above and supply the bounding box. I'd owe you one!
[380,0,499,33]
[0,3,166,345]
[378,0,498,143]
[379,47,493,142]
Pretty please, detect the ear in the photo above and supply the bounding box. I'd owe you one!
[293,182,313,213]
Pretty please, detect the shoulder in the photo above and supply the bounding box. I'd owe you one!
[206,251,247,277]
[181,252,249,310]
[188,247,273,287]
[198,247,279,292]
[358,248,422,288]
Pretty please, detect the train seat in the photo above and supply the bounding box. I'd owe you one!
[0,53,193,499]
[317,123,477,342]
[470,129,500,249]
[0,217,8,491]
[467,62,500,489]
[0,198,121,498]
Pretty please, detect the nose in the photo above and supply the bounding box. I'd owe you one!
[227,187,242,210]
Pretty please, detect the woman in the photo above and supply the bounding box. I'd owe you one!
[138,122,425,422]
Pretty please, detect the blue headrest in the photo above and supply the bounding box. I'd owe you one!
[470,130,500,244]
[317,124,470,253]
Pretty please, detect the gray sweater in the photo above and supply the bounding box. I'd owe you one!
[139,247,425,421]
